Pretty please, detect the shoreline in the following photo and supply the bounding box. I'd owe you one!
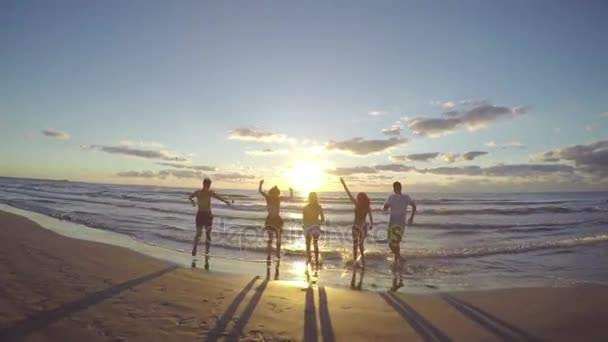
[1,209,608,340]
[2,203,606,294]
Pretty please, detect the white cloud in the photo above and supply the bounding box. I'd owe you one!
[228,128,289,143]
[431,100,455,109]
[368,111,384,116]
[118,140,164,148]
[381,121,403,136]
[325,137,409,156]
[41,129,70,140]
[485,141,526,149]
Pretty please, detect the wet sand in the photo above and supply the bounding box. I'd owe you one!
[1,210,607,341]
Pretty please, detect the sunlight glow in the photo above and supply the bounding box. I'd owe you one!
[286,161,325,195]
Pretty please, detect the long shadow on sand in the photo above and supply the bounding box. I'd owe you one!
[206,276,260,342]
[225,279,269,340]
[0,265,178,341]
[442,294,543,342]
[380,292,452,342]
[304,286,317,342]
[303,285,336,342]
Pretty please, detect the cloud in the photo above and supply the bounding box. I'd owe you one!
[382,121,403,136]
[325,166,378,176]
[442,151,488,163]
[156,162,216,171]
[374,164,415,172]
[601,112,608,117]
[391,151,487,163]
[116,169,255,181]
[431,100,455,109]
[325,137,408,156]
[228,128,288,143]
[245,148,289,156]
[459,99,489,107]
[212,172,256,182]
[41,130,70,140]
[420,164,574,177]
[368,111,384,116]
[118,140,164,148]
[116,170,157,178]
[485,141,526,149]
[82,145,188,162]
[392,152,440,162]
[532,140,608,176]
[407,104,528,137]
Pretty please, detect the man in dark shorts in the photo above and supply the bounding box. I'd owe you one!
[189,178,232,256]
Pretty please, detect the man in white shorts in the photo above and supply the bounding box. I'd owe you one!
[383,181,416,267]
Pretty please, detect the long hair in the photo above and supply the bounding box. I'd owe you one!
[268,186,280,198]
[308,192,318,205]
[355,192,370,217]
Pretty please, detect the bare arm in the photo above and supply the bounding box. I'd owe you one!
[339,177,356,204]
[408,202,417,225]
[280,187,294,201]
[319,206,325,223]
[258,180,268,199]
[189,191,197,206]
[212,191,232,206]
[368,206,374,228]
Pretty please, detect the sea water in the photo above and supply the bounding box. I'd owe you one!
[1,177,607,292]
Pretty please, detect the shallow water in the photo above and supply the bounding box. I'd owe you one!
[1,177,607,292]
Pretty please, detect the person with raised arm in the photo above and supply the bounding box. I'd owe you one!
[340,177,373,267]
[259,180,293,260]
[188,177,232,256]
[383,181,416,269]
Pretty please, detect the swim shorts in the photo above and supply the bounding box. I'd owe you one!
[303,225,321,238]
[196,211,213,228]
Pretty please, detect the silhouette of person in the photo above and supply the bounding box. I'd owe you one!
[258,180,293,260]
[188,178,232,256]
[383,181,416,269]
[340,177,373,267]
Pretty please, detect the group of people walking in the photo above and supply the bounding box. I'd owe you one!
[189,177,417,272]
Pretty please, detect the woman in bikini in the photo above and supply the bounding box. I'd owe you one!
[302,192,325,271]
[339,177,373,266]
[258,180,293,260]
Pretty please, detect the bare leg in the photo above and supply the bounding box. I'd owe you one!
[359,240,365,267]
[352,229,359,261]
[205,226,212,245]
[276,230,282,259]
[192,227,202,256]
[313,237,319,270]
[266,230,274,261]
[305,236,312,265]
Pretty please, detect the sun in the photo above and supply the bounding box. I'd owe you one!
[286,161,324,195]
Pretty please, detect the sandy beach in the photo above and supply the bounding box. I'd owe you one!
[1,209,607,341]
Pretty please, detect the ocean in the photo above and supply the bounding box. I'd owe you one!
[1,177,607,292]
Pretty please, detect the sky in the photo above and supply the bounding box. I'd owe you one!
[1,0,607,192]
